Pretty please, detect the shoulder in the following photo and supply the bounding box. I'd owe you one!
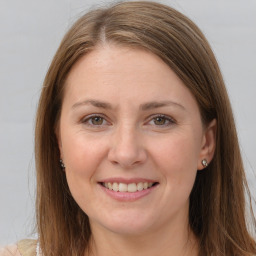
[17,240,37,256]
[0,244,21,256]
[0,240,37,256]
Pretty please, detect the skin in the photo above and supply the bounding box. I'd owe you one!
[57,44,216,256]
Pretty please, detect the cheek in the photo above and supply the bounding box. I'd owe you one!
[62,133,108,210]
[150,131,200,188]
[61,132,108,203]
[62,132,105,173]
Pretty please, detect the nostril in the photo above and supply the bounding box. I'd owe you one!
[107,139,147,168]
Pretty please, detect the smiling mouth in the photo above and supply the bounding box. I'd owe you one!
[99,182,159,193]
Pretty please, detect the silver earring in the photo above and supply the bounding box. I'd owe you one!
[60,159,65,169]
[201,159,208,167]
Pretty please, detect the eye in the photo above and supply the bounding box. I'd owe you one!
[90,116,104,125]
[147,114,175,127]
[82,115,109,127]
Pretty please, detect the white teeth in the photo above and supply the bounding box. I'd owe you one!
[108,182,113,190]
[112,182,119,192]
[137,182,144,191]
[102,181,156,192]
[119,183,128,192]
[128,183,137,192]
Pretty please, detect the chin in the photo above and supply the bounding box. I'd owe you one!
[105,222,153,236]
[90,210,156,236]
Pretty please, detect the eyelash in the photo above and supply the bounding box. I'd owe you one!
[81,114,108,126]
[146,114,176,127]
[81,114,176,128]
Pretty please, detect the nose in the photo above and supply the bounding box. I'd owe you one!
[108,125,147,168]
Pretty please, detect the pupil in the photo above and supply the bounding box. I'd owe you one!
[155,117,165,125]
[92,117,103,125]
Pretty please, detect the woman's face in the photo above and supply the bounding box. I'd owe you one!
[57,44,215,236]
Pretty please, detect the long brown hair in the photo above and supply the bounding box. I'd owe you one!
[35,1,256,255]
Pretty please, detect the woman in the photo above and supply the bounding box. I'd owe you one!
[1,1,255,255]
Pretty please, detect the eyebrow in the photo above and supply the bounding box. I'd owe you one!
[72,99,185,111]
[140,101,185,111]
[72,99,112,110]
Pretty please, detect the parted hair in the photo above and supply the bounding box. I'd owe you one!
[35,1,256,255]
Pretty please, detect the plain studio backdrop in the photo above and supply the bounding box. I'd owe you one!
[0,0,255,245]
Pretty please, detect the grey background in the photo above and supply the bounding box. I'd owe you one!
[0,0,255,245]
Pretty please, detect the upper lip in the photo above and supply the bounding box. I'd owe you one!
[98,177,158,184]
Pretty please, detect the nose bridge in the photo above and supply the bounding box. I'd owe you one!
[108,122,146,168]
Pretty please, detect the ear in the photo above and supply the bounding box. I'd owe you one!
[197,119,217,170]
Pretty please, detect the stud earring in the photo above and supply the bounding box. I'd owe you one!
[60,159,65,169]
[201,159,208,168]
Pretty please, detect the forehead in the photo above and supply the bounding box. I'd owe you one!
[66,44,172,86]
[64,44,199,112]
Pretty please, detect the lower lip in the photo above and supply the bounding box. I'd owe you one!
[99,184,158,202]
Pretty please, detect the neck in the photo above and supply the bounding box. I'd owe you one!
[86,217,198,256]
